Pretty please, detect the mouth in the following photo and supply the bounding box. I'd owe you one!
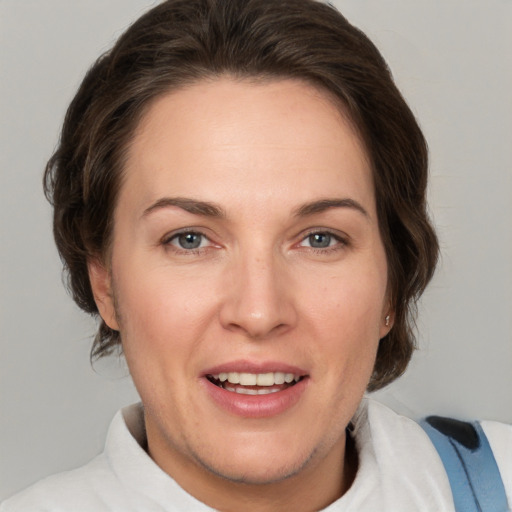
[206,371,305,395]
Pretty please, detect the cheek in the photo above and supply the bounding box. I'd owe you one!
[303,267,386,333]
[300,265,385,376]
[112,271,212,408]
[112,262,219,355]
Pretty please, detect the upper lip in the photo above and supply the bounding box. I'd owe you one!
[202,360,308,377]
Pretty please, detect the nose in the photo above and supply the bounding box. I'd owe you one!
[219,251,297,339]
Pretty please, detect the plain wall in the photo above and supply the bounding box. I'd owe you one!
[1,0,511,500]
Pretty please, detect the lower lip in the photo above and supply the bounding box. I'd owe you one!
[202,378,309,418]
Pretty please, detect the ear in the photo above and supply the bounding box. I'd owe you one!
[379,305,395,339]
[87,257,119,331]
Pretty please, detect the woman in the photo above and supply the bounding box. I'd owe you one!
[2,0,510,510]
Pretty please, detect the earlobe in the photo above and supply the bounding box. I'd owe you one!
[87,258,119,331]
[379,308,394,339]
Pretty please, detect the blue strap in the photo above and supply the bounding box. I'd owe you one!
[420,416,509,512]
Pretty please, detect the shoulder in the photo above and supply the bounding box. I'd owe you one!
[340,398,455,510]
[345,399,511,511]
[481,419,512,505]
[481,417,512,463]
[0,406,140,512]
[0,454,123,511]
[0,403,208,512]
[358,397,442,452]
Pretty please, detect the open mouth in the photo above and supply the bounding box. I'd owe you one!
[206,371,305,395]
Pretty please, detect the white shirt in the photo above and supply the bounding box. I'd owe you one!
[2,399,511,511]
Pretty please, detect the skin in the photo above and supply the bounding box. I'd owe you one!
[89,78,393,511]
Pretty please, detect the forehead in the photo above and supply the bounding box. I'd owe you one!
[121,77,375,217]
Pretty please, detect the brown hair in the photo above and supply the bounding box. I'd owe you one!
[44,0,438,391]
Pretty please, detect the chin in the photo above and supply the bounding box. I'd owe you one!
[191,438,316,486]
[200,456,309,486]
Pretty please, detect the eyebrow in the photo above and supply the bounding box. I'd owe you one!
[294,198,369,218]
[141,197,225,219]
[141,196,368,220]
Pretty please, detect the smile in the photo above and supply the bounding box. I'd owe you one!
[207,372,304,395]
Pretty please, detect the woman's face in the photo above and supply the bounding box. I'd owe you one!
[90,78,391,495]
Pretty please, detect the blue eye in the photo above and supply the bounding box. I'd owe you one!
[300,232,340,249]
[168,232,208,250]
[308,233,333,248]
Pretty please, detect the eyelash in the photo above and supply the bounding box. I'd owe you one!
[162,229,348,256]
[162,230,215,255]
[297,230,348,254]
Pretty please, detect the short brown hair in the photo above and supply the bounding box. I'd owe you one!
[44,0,439,391]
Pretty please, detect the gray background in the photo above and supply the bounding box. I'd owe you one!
[1,0,511,501]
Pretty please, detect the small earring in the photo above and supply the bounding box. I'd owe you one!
[385,315,390,327]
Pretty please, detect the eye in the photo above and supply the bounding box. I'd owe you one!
[166,231,211,250]
[300,232,340,249]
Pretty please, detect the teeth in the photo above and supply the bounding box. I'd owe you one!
[211,371,301,386]
[227,372,240,384]
[256,373,274,386]
[239,373,257,385]
[224,385,282,395]
[274,372,286,385]
[256,388,281,395]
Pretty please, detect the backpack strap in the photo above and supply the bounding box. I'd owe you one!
[420,416,509,512]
